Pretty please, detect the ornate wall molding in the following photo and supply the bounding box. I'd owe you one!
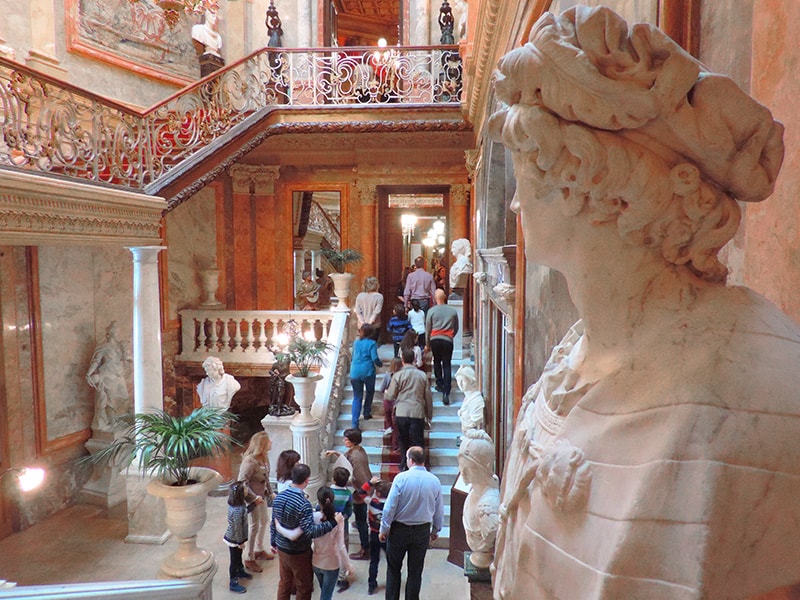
[0,169,164,246]
[450,183,471,206]
[166,119,472,210]
[465,148,481,181]
[229,165,281,195]
[353,181,379,206]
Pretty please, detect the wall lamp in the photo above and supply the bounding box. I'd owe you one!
[1,467,46,493]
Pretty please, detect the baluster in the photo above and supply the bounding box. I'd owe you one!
[208,317,219,350]
[197,317,207,351]
[245,318,256,354]
[220,318,232,351]
[233,319,243,352]
[258,319,268,353]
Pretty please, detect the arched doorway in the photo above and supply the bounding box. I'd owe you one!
[323,0,403,47]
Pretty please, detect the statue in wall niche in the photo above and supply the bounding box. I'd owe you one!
[458,429,500,570]
[295,270,321,310]
[197,356,240,410]
[455,365,484,434]
[489,6,800,600]
[86,321,131,433]
[449,238,473,292]
[191,8,224,77]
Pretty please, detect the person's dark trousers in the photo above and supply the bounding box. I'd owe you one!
[385,522,431,600]
[368,529,387,588]
[396,416,425,470]
[414,298,431,314]
[353,502,370,551]
[277,548,314,600]
[416,332,426,348]
[430,338,454,394]
[229,545,244,579]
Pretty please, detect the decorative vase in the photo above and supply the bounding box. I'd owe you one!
[329,273,355,311]
[286,374,322,425]
[199,267,223,308]
[147,466,223,578]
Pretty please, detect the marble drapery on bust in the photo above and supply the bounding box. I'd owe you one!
[458,429,500,570]
[197,356,240,410]
[455,365,484,434]
[489,6,800,600]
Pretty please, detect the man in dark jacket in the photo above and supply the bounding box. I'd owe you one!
[270,463,337,600]
[425,289,459,405]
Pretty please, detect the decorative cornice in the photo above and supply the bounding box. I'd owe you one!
[166,119,472,211]
[229,165,281,195]
[0,169,164,245]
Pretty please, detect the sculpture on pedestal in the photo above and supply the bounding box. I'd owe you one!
[86,321,131,433]
[295,270,321,310]
[458,429,500,570]
[266,358,298,417]
[197,356,240,410]
[449,238,473,294]
[455,366,484,434]
[191,8,224,77]
[489,6,800,599]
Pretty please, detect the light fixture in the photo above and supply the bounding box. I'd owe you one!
[437,235,446,244]
[1,467,45,493]
[378,38,388,48]
[401,214,418,237]
[432,220,445,234]
[422,237,435,247]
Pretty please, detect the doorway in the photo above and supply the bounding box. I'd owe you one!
[377,186,450,341]
[324,0,403,47]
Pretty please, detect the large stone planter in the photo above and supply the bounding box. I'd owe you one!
[286,373,322,426]
[147,466,223,579]
[329,272,355,311]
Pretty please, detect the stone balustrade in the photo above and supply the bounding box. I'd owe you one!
[178,309,335,364]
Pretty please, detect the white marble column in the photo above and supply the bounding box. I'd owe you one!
[128,246,166,414]
[125,246,169,546]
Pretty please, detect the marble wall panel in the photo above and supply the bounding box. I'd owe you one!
[165,187,217,322]
[37,246,96,440]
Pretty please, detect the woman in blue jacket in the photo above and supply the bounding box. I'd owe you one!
[350,323,383,429]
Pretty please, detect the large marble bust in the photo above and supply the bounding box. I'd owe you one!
[489,6,800,600]
[449,238,473,290]
[197,356,240,410]
[455,365,484,434]
[458,429,500,569]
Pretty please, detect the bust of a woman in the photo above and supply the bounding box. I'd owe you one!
[197,356,240,410]
[489,6,800,600]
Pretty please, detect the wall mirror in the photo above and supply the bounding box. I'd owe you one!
[292,190,342,309]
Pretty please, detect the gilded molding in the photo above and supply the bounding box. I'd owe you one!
[229,165,281,195]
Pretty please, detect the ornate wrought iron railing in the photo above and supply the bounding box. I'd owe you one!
[0,45,462,189]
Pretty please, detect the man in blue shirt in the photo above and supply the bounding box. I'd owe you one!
[379,446,444,600]
[270,463,337,600]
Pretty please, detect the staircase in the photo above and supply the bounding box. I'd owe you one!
[331,344,463,548]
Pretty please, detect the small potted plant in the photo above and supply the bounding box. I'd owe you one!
[84,407,234,577]
[320,248,363,310]
[275,333,335,424]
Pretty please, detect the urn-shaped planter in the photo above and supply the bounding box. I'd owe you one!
[329,272,355,311]
[286,373,322,425]
[147,466,223,578]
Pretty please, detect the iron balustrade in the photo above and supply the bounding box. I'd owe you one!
[0,45,462,189]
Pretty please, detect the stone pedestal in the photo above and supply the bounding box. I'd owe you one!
[79,433,127,508]
[464,552,492,599]
[159,562,216,600]
[450,296,465,361]
[124,468,170,545]
[261,414,294,475]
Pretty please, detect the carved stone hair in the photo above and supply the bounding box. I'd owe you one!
[451,238,471,257]
[488,6,785,283]
[202,356,224,373]
[458,429,495,473]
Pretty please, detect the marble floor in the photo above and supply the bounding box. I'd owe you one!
[0,493,468,599]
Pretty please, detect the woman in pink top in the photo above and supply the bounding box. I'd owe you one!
[275,486,351,600]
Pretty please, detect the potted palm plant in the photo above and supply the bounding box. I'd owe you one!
[276,334,335,424]
[85,407,233,577]
[320,248,363,311]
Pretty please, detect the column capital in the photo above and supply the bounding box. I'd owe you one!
[229,165,281,195]
[353,181,378,206]
[450,183,471,206]
[127,246,166,263]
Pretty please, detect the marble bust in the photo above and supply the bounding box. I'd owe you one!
[458,429,500,570]
[489,6,800,600]
[85,320,131,433]
[191,9,223,58]
[455,365,484,434]
[197,356,240,410]
[449,238,473,290]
